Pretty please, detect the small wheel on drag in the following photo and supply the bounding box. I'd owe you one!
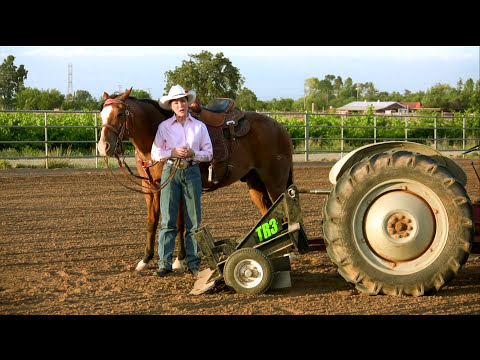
[223,248,273,294]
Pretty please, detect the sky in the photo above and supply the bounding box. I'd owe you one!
[0,46,478,102]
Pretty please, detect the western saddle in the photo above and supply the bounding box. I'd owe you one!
[190,98,250,185]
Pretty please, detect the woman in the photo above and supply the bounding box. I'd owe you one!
[151,85,213,277]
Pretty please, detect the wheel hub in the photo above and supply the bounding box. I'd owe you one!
[387,212,414,240]
[234,260,264,288]
[364,190,436,262]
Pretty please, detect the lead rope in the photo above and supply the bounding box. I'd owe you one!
[104,155,179,194]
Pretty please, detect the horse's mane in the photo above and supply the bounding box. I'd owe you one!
[100,93,174,119]
[136,98,174,119]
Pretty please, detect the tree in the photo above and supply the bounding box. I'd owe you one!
[15,87,64,110]
[164,51,244,104]
[61,89,96,110]
[130,89,151,99]
[0,55,28,109]
[422,83,456,109]
[275,98,295,111]
[333,76,343,98]
[304,77,323,111]
[338,77,355,101]
[236,87,258,110]
[14,87,41,109]
[465,79,480,112]
[458,78,480,112]
[319,76,334,107]
[267,97,295,111]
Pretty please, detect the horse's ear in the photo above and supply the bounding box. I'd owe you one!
[103,92,109,100]
[122,87,133,100]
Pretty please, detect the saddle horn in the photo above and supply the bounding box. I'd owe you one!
[189,99,202,113]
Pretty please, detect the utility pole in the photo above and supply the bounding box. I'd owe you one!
[67,63,73,101]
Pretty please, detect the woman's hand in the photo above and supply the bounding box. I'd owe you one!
[171,146,194,159]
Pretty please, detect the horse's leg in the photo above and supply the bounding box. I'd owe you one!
[172,198,186,271]
[245,170,273,216]
[256,155,293,203]
[136,191,160,271]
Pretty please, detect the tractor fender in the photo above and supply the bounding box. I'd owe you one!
[328,141,467,186]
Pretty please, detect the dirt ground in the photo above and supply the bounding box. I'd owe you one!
[0,158,479,316]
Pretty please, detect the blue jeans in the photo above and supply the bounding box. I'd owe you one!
[157,162,202,271]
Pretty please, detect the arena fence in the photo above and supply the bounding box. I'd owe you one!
[0,110,479,168]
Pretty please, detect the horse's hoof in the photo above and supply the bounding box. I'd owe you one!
[135,260,149,271]
[172,257,185,272]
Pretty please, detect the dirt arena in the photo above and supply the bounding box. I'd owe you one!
[0,158,479,316]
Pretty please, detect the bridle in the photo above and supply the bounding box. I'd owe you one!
[100,97,178,194]
[101,98,132,155]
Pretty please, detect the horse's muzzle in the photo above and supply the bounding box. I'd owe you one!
[97,136,114,157]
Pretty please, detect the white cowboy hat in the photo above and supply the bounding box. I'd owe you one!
[159,85,196,110]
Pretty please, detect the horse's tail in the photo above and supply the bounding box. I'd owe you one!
[286,157,293,188]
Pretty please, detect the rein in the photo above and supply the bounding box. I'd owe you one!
[103,154,178,194]
[101,97,177,194]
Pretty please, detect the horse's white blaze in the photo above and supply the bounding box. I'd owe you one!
[100,105,113,125]
[99,105,114,144]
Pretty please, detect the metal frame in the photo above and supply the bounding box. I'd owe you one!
[191,185,310,294]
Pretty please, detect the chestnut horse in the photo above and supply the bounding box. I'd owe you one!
[97,88,293,271]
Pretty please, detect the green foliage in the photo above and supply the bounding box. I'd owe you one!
[15,87,65,110]
[163,50,244,105]
[130,89,151,99]
[0,159,12,168]
[0,55,28,109]
[268,75,480,114]
[0,111,98,152]
[236,88,258,110]
[272,112,480,152]
[0,110,478,160]
[62,89,99,110]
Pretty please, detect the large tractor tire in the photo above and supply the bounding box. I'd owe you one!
[323,150,474,296]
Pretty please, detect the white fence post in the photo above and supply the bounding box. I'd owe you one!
[304,112,309,162]
[44,112,48,169]
[95,113,99,168]
[341,115,344,158]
